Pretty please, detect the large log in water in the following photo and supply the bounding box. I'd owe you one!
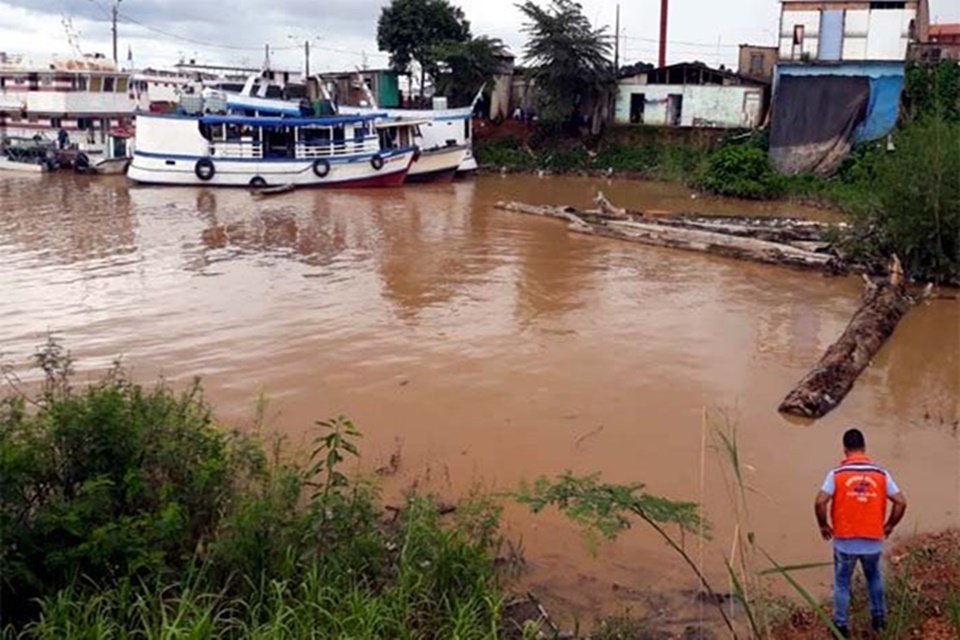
[778,263,915,418]
[494,201,839,272]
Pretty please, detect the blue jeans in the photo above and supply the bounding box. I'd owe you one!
[833,550,885,626]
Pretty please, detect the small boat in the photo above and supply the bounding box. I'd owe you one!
[374,118,467,183]
[0,136,57,172]
[339,104,478,175]
[253,183,295,196]
[91,126,134,174]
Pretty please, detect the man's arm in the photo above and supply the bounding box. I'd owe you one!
[885,491,907,538]
[815,490,833,540]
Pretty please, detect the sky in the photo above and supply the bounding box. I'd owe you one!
[1,0,958,73]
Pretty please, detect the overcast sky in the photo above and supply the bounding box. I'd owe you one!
[1,0,958,73]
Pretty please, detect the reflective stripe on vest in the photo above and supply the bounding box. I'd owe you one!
[830,454,888,540]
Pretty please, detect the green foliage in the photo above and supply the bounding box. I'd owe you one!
[845,116,960,284]
[0,343,507,638]
[377,0,471,97]
[431,36,508,108]
[516,0,615,126]
[474,137,537,169]
[904,61,960,122]
[698,142,784,200]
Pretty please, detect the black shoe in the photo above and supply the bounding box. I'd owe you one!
[872,615,887,632]
[834,624,851,639]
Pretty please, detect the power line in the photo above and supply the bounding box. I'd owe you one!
[620,33,740,49]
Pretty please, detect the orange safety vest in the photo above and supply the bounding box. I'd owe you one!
[830,454,889,540]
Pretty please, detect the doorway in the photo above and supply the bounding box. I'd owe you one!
[667,94,683,126]
[629,93,645,124]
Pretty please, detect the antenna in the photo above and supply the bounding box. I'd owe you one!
[61,15,84,58]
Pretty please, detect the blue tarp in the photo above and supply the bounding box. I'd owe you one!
[854,75,905,142]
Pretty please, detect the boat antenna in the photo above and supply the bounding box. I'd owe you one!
[61,15,84,58]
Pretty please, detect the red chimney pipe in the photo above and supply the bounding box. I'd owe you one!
[659,0,668,68]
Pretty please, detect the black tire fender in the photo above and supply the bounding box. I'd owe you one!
[74,152,90,173]
[312,158,331,178]
[370,154,384,171]
[195,157,215,181]
[249,176,267,188]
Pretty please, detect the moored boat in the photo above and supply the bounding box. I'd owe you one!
[374,118,467,183]
[127,112,415,187]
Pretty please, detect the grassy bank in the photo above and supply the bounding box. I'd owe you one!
[773,530,960,639]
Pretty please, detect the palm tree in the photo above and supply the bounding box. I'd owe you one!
[516,0,615,130]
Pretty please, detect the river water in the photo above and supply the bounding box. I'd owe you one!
[1,173,957,628]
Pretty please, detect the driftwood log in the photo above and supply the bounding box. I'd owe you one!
[495,200,841,272]
[778,258,917,418]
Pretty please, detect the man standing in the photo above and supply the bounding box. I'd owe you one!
[815,428,907,638]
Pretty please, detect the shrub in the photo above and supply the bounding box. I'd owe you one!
[697,143,784,200]
[844,116,960,284]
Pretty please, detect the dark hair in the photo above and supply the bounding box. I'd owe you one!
[843,428,866,451]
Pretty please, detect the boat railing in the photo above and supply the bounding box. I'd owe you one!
[211,141,263,159]
[295,140,381,159]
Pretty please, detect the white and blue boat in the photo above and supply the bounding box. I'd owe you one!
[127,89,416,188]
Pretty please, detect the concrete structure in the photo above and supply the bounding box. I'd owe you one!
[739,45,779,82]
[616,63,765,129]
[778,0,930,62]
[487,52,516,121]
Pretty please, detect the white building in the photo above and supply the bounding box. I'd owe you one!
[778,0,930,62]
[616,63,766,129]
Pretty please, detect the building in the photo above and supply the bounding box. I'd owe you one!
[911,23,960,61]
[739,45,779,82]
[615,62,767,129]
[778,0,929,62]
[321,69,400,108]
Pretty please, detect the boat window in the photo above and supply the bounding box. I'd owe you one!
[333,126,345,143]
[27,115,37,123]
[76,76,87,91]
[117,77,129,93]
[77,118,90,130]
[198,123,212,141]
[104,77,115,93]
[464,118,471,140]
[41,75,52,86]
[89,76,102,92]
[50,117,62,128]
[211,125,227,142]
[14,76,24,85]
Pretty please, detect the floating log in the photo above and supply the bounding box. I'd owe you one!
[494,200,840,273]
[778,258,915,418]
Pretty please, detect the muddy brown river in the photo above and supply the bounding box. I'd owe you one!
[1,173,957,630]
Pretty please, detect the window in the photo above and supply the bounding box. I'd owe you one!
[793,24,805,46]
[77,117,92,130]
[41,75,52,86]
[103,77,115,92]
[750,53,764,75]
[27,115,37,123]
[464,118,471,140]
[117,77,128,93]
[14,76,24,85]
[50,117,62,128]
[870,1,905,9]
[76,76,87,91]
[89,76,102,92]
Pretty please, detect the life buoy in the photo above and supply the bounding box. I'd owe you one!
[312,158,331,178]
[249,176,267,188]
[370,154,384,171]
[74,153,89,173]
[195,158,215,181]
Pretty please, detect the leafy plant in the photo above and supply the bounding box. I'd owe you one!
[698,143,784,200]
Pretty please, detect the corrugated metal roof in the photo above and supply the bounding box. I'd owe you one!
[930,24,960,37]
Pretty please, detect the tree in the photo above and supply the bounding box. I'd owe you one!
[377,0,471,99]
[430,36,508,108]
[517,0,615,128]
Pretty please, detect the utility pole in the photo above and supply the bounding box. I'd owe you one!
[659,0,669,68]
[264,43,271,70]
[613,4,620,73]
[304,40,310,77]
[111,0,122,64]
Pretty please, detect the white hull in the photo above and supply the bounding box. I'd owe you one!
[408,145,467,182]
[0,157,45,173]
[127,150,413,187]
[93,157,131,175]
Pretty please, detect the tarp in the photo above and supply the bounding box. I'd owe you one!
[854,75,904,142]
[769,75,870,175]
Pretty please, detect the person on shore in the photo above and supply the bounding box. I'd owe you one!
[815,428,907,638]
